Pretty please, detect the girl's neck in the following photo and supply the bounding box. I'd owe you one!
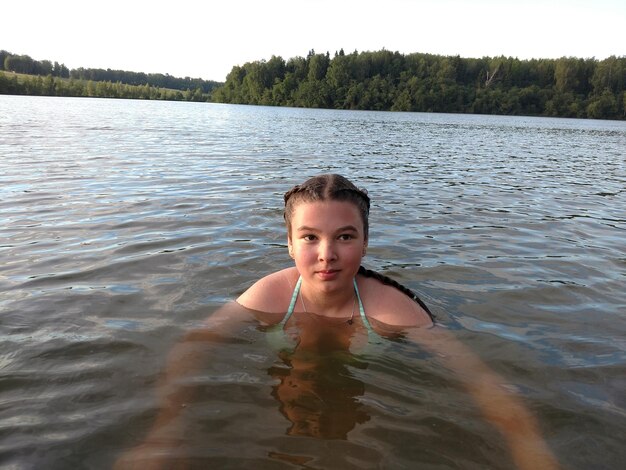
[300,282,356,318]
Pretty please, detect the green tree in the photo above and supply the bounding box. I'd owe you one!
[554,58,579,94]
[44,74,56,95]
[265,55,286,84]
[308,52,330,82]
[5,54,35,74]
[587,89,618,119]
[0,50,10,70]
[326,53,355,107]
[591,56,625,95]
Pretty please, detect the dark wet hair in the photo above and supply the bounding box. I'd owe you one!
[357,266,433,320]
[283,174,434,321]
[284,174,370,239]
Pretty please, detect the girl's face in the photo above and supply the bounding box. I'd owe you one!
[288,200,367,293]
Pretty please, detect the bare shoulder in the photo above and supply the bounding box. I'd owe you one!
[236,267,299,313]
[357,275,433,329]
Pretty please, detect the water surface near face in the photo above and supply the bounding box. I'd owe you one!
[1,96,625,469]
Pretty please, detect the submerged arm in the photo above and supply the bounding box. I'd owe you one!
[407,326,560,470]
[114,302,256,469]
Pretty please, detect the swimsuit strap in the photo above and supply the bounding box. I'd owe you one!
[281,276,302,328]
[353,278,374,333]
[281,276,374,333]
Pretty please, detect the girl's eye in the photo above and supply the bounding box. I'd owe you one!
[303,235,317,241]
[338,234,354,241]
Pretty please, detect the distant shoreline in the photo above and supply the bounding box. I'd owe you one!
[2,48,625,120]
[1,49,221,103]
[0,71,212,103]
[210,51,626,121]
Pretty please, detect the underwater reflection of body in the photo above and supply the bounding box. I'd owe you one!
[266,312,372,439]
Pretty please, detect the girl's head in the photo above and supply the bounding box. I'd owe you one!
[283,174,370,241]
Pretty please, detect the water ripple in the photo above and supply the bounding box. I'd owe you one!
[1,96,625,469]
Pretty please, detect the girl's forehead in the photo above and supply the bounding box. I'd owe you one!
[290,201,364,231]
[292,200,361,218]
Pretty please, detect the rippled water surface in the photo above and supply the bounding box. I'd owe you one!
[1,95,625,469]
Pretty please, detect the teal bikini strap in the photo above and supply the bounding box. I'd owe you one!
[281,276,373,333]
[281,276,302,328]
[353,278,373,333]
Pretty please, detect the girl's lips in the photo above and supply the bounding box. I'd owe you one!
[316,269,340,280]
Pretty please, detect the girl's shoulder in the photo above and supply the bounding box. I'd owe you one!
[357,274,433,329]
[236,267,299,313]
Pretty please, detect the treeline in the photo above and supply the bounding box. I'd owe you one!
[0,50,70,78]
[3,48,625,119]
[0,50,221,94]
[213,49,626,120]
[0,72,210,102]
[70,68,220,94]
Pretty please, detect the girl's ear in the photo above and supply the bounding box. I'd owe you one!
[288,235,294,259]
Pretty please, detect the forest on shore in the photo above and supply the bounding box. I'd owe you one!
[2,48,625,119]
[213,49,626,120]
[0,50,221,102]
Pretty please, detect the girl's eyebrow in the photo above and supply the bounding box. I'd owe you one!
[296,225,359,232]
[296,225,318,232]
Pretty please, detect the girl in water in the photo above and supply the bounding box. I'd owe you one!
[117,174,559,469]
[238,173,434,336]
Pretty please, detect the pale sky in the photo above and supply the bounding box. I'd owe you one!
[2,0,624,82]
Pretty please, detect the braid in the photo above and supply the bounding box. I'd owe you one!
[358,266,435,321]
[337,187,370,211]
[283,184,302,205]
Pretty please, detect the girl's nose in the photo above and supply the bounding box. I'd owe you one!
[318,240,337,261]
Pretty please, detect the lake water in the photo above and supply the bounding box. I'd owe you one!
[1,95,625,469]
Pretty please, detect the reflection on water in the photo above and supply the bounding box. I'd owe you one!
[269,349,369,439]
[266,311,373,440]
[1,95,626,469]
